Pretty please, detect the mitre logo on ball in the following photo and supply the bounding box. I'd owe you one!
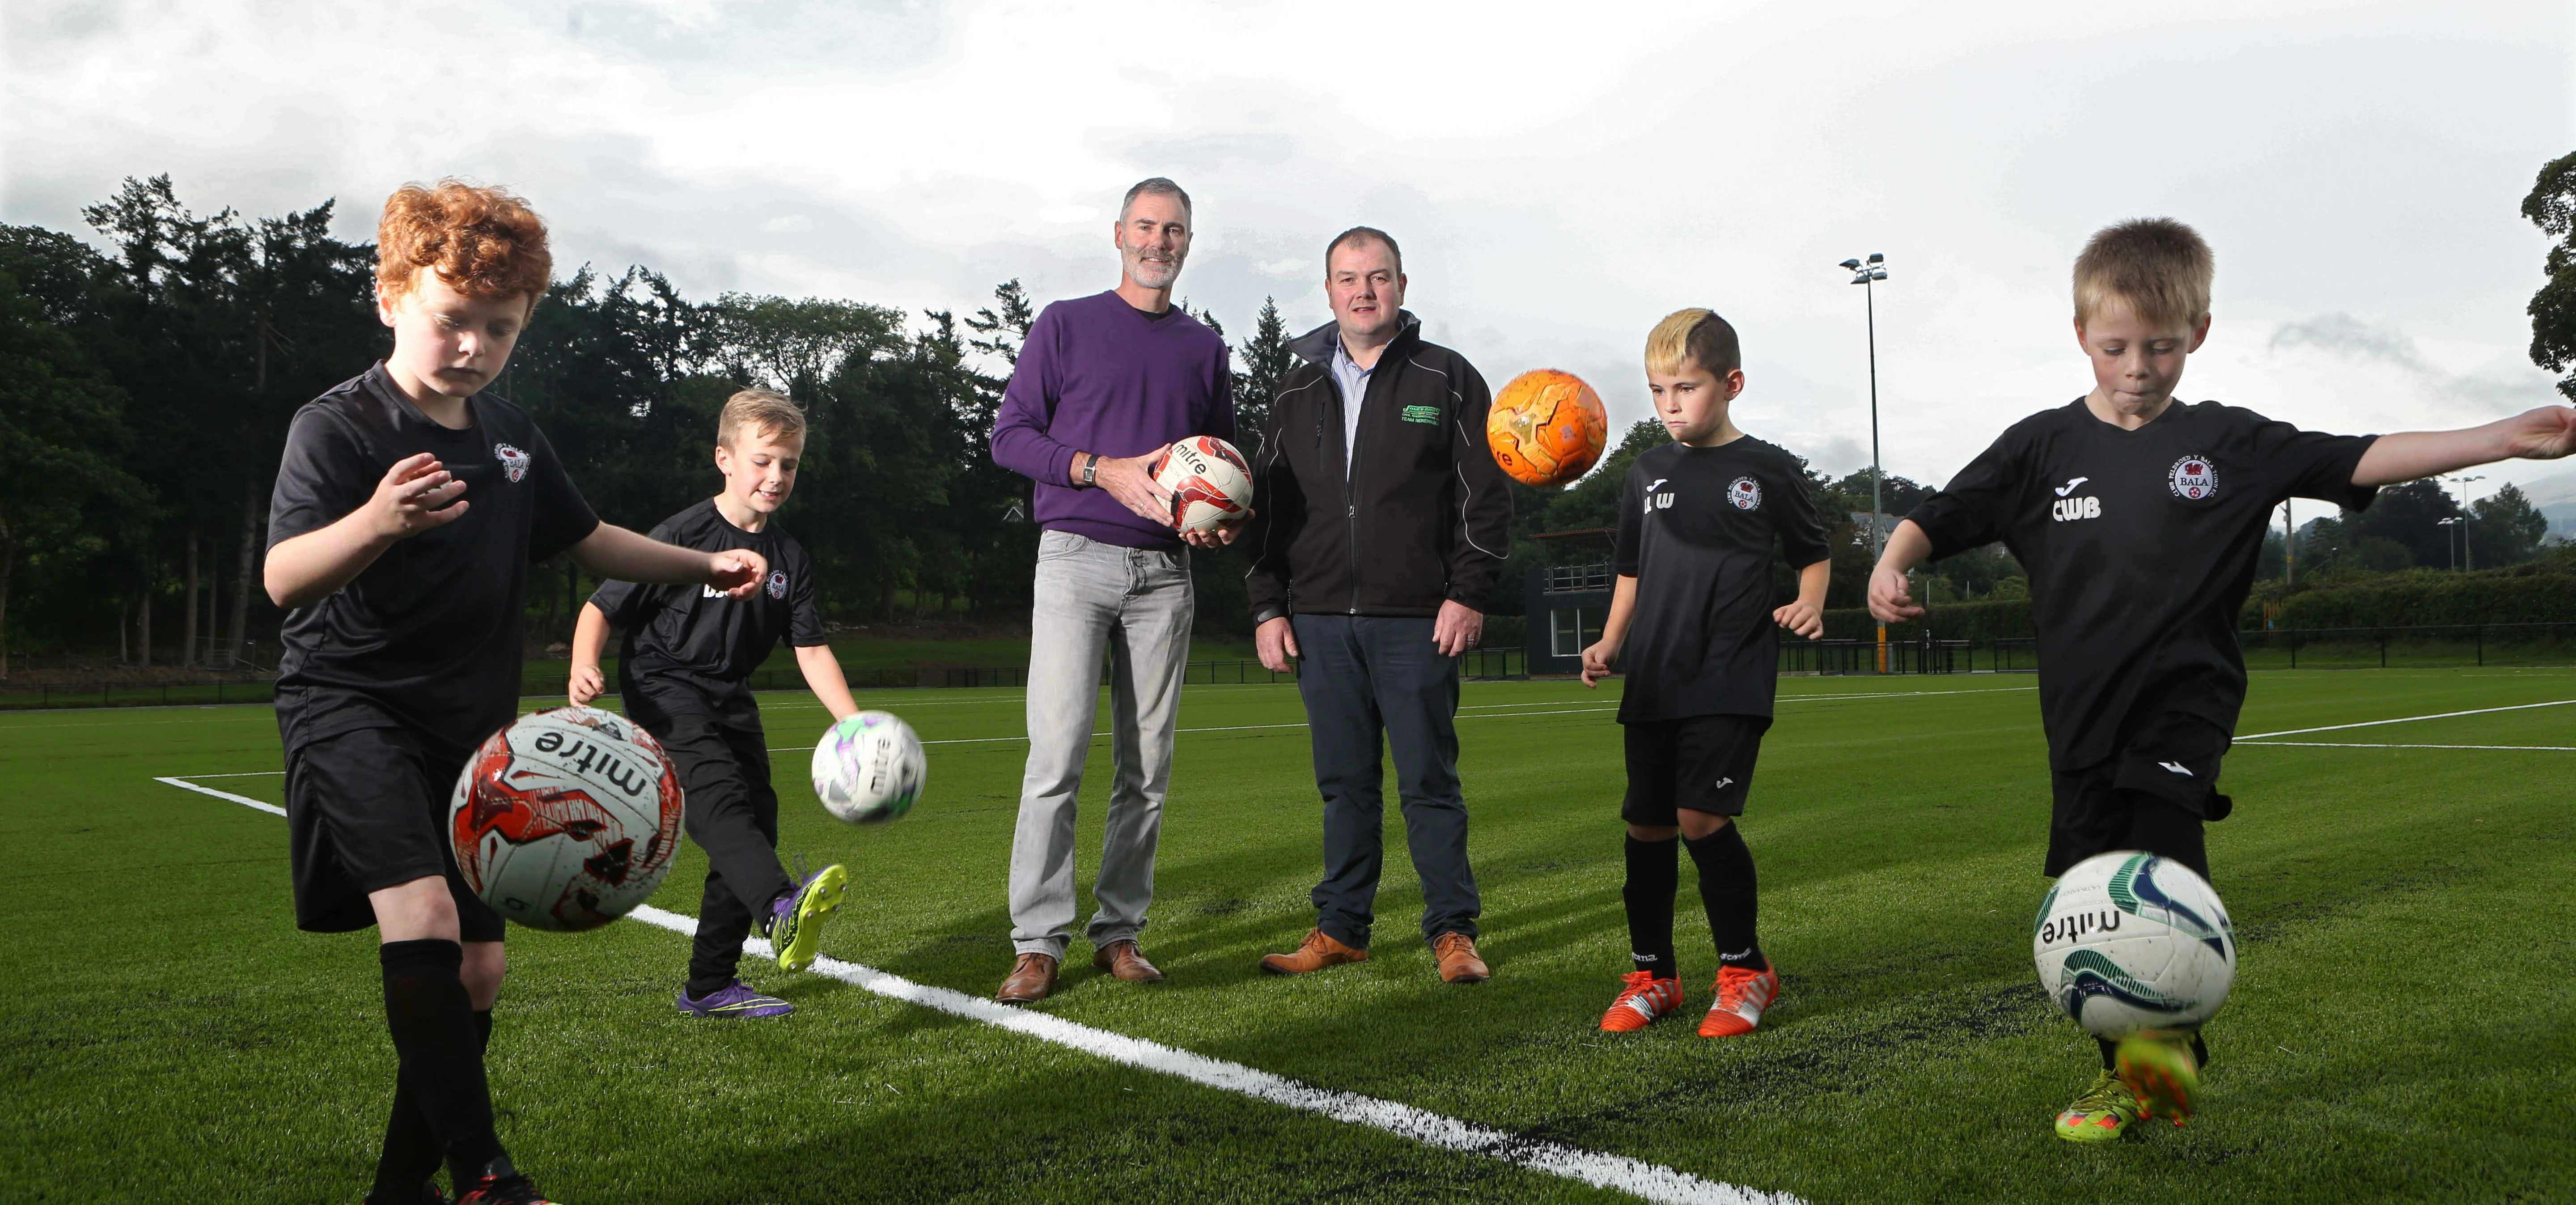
[449,706,685,932]
[1150,436,1254,535]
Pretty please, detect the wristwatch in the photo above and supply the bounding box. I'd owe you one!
[1082,453,1102,488]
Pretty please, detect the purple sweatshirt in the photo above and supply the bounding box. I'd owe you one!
[990,290,1237,550]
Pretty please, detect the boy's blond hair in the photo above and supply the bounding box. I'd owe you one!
[2073,218,2214,330]
[1644,308,1741,378]
[718,388,806,449]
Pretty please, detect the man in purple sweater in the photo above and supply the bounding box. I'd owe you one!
[987,177,1238,1004]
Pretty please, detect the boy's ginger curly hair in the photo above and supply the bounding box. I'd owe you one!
[376,180,551,305]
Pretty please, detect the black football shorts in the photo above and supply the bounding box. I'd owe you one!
[2045,711,2233,879]
[285,725,504,941]
[1622,714,1771,825]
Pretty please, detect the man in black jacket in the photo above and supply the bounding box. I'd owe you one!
[1245,227,1513,984]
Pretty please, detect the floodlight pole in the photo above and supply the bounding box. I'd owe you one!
[2451,475,2484,571]
[1841,253,1890,671]
[2437,517,2462,571]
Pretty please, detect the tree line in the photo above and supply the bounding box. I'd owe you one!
[5,159,2573,678]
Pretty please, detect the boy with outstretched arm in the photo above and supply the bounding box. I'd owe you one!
[265,181,768,1205]
[568,388,862,1019]
[1868,217,2576,1141]
[1581,308,1831,1038]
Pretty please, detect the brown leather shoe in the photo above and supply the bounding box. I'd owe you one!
[1259,928,1368,975]
[1433,932,1490,984]
[995,952,1059,1004]
[1092,939,1165,983]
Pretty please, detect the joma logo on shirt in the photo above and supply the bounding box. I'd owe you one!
[1644,478,1674,512]
[2051,496,2101,522]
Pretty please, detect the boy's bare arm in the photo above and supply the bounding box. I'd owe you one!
[568,602,613,706]
[1580,575,1640,688]
[2353,405,2576,487]
[794,645,862,722]
[1868,520,1935,623]
[569,524,766,596]
[1773,559,1830,640]
[265,453,468,608]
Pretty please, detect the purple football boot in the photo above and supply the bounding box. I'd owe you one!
[675,979,794,1019]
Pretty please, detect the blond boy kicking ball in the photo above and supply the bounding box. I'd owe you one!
[266,181,768,1204]
[1582,308,1831,1038]
[569,389,863,1019]
[1870,217,2576,1141]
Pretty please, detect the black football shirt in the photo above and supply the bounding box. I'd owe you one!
[1613,436,1832,723]
[1906,398,2377,770]
[590,498,826,703]
[268,363,601,757]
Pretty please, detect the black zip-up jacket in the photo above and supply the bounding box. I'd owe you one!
[1243,312,1513,623]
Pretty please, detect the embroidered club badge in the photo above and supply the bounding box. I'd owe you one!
[493,443,531,484]
[2168,455,2217,501]
[1727,476,1763,511]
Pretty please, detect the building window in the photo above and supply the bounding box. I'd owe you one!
[1551,607,1602,658]
[1545,563,1613,593]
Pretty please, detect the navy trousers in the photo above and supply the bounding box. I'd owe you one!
[1291,614,1481,949]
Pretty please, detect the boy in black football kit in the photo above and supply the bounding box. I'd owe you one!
[1871,218,2576,1141]
[568,388,863,1019]
[265,182,768,1205]
[1581,309,1831,1039]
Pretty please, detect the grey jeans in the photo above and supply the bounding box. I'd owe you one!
[1008,530,1194,959]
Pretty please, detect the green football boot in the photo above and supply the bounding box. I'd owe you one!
[768,863,849,974]
[2054,1068,2142,1143]
[2116,1029,2202,1125]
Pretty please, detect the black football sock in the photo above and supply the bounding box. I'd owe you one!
[1623,835,1680,977]
[379,939,506,1190]
[2098,1037,2119,1071]
[369,1073,441,1205]
[1684,823,1767,974]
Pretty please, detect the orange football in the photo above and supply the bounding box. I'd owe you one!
[1487,369,1608,488]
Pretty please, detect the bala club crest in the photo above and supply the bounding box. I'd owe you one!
[493,442,531,484]
[1727,476,1763,511]
[765,570,788,599]
[2168,455,2217,501]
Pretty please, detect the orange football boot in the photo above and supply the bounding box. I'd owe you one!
[1697,963,1781,1038]
[1599,971,1685,1032]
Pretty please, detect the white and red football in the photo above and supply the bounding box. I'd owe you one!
[449,706,684,932]
[1150,436,1254,535]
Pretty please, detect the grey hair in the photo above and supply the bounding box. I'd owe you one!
[1119,177,1192,222]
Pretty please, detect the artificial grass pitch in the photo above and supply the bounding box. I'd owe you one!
[2,669,2570,1202]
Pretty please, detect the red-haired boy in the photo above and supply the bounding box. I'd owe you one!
[265,181,768,1204]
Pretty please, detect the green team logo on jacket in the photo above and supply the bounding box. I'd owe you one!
[1399,404,1442,425]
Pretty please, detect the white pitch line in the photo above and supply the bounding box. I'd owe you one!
[153,775,287,815]
[2235,741,2576,751]
[2235,698,2576,741]
[150,774,1794,1205]
[625,904,1790,1205]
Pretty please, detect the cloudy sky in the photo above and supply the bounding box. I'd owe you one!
[6,0,2572,513]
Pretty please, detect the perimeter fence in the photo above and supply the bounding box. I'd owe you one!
[0,649,1531,712]
[13,627,2576,712]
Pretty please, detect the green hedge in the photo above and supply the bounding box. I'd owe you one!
[2265,559,2576,628]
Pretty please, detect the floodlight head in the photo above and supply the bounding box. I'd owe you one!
[1839,259,1862,270]
[1870,269,1888,280]
[1867,253,1884,264]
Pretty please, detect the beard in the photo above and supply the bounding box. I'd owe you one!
[1125,248,1183,290]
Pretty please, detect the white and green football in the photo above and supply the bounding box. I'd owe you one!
[810,710,926,825]
[2033,852,2237,1039]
